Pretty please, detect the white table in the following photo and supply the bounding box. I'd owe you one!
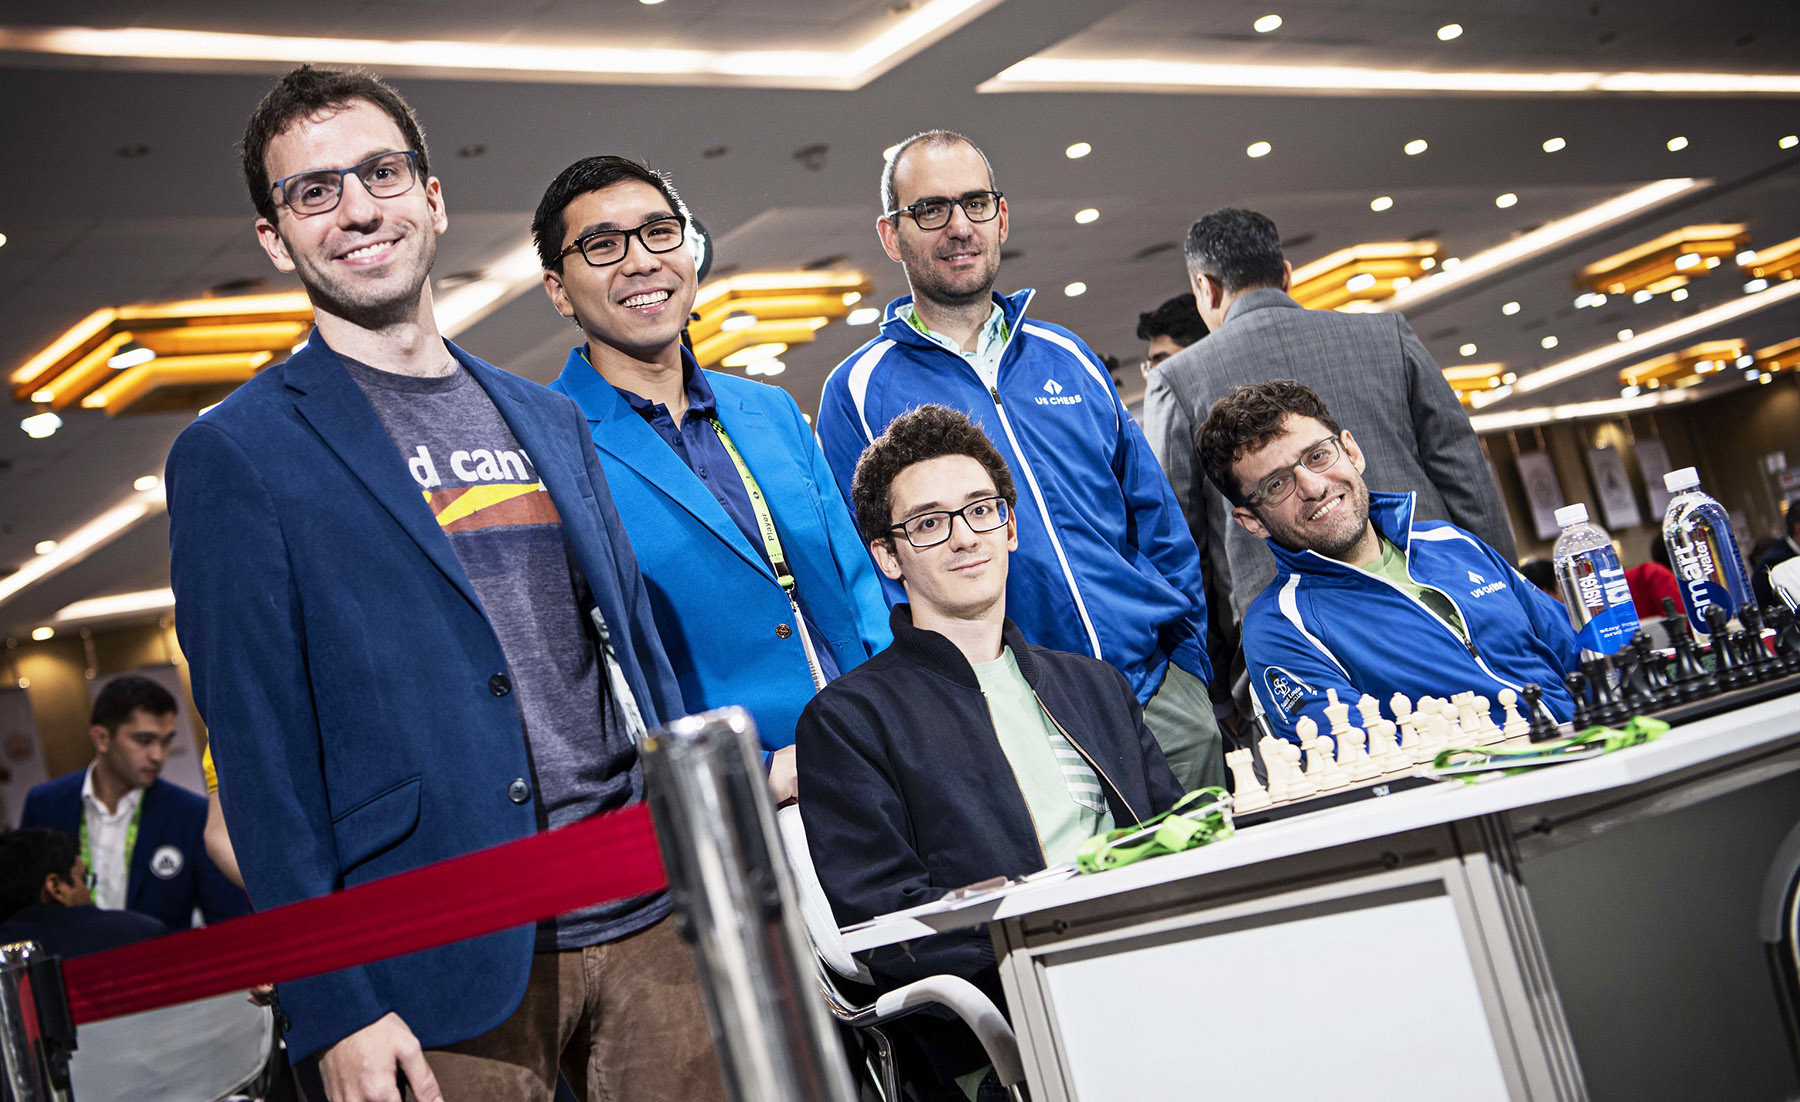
[844,692,1800,1101]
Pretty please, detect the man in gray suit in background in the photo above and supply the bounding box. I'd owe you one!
[1144,207,1515,625]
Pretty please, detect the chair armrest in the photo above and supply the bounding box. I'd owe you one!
[872,975,1024,1087]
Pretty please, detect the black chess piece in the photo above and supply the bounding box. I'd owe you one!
[1668,621,1715,700]
[1704,605,1745,691]
[1616,635,1658,716]
[1566,668,1592,729]
[1738,605,1777,682]
[1522,683,1560,742]
[1586,656,1628,726]
[1768,604,1800,675]
[1636,633,1679,708]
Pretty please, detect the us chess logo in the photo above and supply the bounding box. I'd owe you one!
[150,845,185,880]
[1263,665,1314,719]
[1467,569,1508,598]
[1035,377,1082,406]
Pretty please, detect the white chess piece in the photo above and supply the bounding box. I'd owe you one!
[1226,747,1270,811]
[1367,717,1405,773]
[1298,718,1347,791]
[1280,739,1318,798]
[1498,688,1529,740]
[1472,694,1504,745]
[1356,694,1383,732]
[1259,735,1294,802]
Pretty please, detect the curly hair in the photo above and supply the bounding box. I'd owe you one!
[1196,380,1342,505]
[241,66,430,224]
[851,405,1016,545]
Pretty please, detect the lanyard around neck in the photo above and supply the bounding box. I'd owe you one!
[708,417,795,592]
[81,791,144,889]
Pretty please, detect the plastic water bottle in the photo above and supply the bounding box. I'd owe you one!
[1662,467,1753,636]
[1552,503,1640,656]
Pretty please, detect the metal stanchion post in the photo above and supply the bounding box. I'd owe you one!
[640,707,857,1102]
[0,941,75,1102]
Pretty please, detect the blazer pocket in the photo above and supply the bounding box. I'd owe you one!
[331,776,422,874]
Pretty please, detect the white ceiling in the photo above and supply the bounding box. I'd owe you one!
[2,0,1798,635]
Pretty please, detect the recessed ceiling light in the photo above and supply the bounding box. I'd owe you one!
[1345,273,1377,292]
[841,291,862,305]
[1745,278,1770,293]
[1494,192,1518,208]
[133,475,161,492]
[1632,289,1653,304]
[1404,138,1428,155]
[1542,137,1567,153]
[1673,251,1700,270]
[1617,328,1634,341]
[30,389,52,403]
[639,0,665,5]
[34,540,56,555]
[720,313,758,332]
[31,627,53,642]
[1065,141,1092,159]
[1502,301,1520,315]
[1441,257,1462,271]
[1459,343,1478,356]
[1736,249,1757,265]
[1370,195,1394,212]
[1064,282,1088,297]
[1737,354,1756,368]
[1670,287,1689,302]
[1666,135,1688,151]
[1437,23,1463,41]
[1541,335,1559,349]
[1420,257,1437,270]
[20,411,61,439]
[1246,140,1272,158]
[846,306,880,325]
[107,342,156,370]
[1074,208,1099,224]
[1254,14,1283,33]
[1783,135,1799,150]
[0,232,8,248]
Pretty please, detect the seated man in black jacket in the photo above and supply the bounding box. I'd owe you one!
[0,828,167,958]
[797,403,1182,1099]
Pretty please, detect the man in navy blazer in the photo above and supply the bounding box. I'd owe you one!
[534,155,890,803]
[168,69,721,1102]
[20,676,245,932]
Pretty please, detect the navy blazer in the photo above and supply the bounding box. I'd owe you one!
[166,333,684,1062]
[550,349,890,752]
[19,772,247,931]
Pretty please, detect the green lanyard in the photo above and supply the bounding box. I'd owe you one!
[80,794,144,891]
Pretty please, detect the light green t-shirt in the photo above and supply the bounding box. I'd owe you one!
[1365,537,1468,643]
[971,646,1113,867]
[904,301,1010,389]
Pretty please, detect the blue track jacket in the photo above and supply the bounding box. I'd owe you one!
[817,290,1212,702]
[1244,491,1579,742]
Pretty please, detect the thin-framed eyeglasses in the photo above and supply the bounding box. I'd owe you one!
[272,150,421,217]
[1244,435,1347,507]
[885,190,1004,231]
[555,215,688,268]
[888,496,1010,548]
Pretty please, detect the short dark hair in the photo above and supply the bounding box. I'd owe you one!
[1196,380,1343,505]
[531,154,690,270]
[241,66,431,224]
[0,829,79,921]
[1518,558,1558,595]
[1136,293,1209,346]
[91,675,177,733]
[880,130,997,218]
[851,405,1017,545]
[1184,208,1287,294]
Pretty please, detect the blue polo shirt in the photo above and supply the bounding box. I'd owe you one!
[608,349,840,683]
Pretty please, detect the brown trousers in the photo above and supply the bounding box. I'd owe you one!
[417,916,727,1102]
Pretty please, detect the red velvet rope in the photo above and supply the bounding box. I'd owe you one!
[61,804,666,1024]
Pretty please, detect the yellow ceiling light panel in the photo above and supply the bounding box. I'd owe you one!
[10,291,313,413]
[82,351,275,415]
[1753,336,1800,374]
[687,270,873,370]
[1743,236,1800,283]
[1617,339,1746,389]
[1288,241,1440,312]
[1440,362,1510,406]
[1576,224,1748,296]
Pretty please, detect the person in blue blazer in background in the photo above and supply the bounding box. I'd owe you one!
[21,675,247,933]
[535,155,891,804]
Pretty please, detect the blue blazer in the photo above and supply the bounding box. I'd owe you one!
[166,334,684,1063]
[19,772,247,931]
[551,349,890,752]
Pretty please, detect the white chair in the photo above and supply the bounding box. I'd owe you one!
[1770,557,1800,610]
[69,991,275,1102]
[776,805,1026,1101]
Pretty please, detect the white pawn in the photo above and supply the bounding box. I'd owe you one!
[1367,716,1405,773]
[1298,718,1347,791]
[1473,694,1505,745]
[1226,747,1270,811]
[1280,740,1318,798]
[1498,688,1529,741]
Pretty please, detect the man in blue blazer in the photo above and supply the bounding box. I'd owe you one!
[533,155,890,803]
[20,676,246,932]
[168,69,721,1102]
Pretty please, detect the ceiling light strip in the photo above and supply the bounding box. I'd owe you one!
[979,58,1800,96]
[1469,389,1701,433]
[0,484,166,611]
[1374,178,1704,313]
[1508,278,1800,397]
[53,587,175,625]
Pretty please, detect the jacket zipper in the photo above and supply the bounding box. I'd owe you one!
[1337,559,1522,694]
[1032,690,1142,824]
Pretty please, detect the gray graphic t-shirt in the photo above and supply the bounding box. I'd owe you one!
[344,353,666,949]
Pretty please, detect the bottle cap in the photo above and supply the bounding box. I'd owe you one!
[1553,503,1590,528]
[1664,467,1700,492]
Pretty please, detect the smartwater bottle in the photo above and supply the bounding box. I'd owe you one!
[1662,467,1753,636]
[1552,503,1640,656]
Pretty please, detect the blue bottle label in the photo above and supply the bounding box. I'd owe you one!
[1575,602,1637,655]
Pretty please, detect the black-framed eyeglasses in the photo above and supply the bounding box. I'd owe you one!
[555,215,688,268]
[888,496,1010,548]
[1244,435,1347,507]
[272,150,421,217]
[885,190,1004,231]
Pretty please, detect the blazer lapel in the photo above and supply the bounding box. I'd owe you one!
[284,340,483,613]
